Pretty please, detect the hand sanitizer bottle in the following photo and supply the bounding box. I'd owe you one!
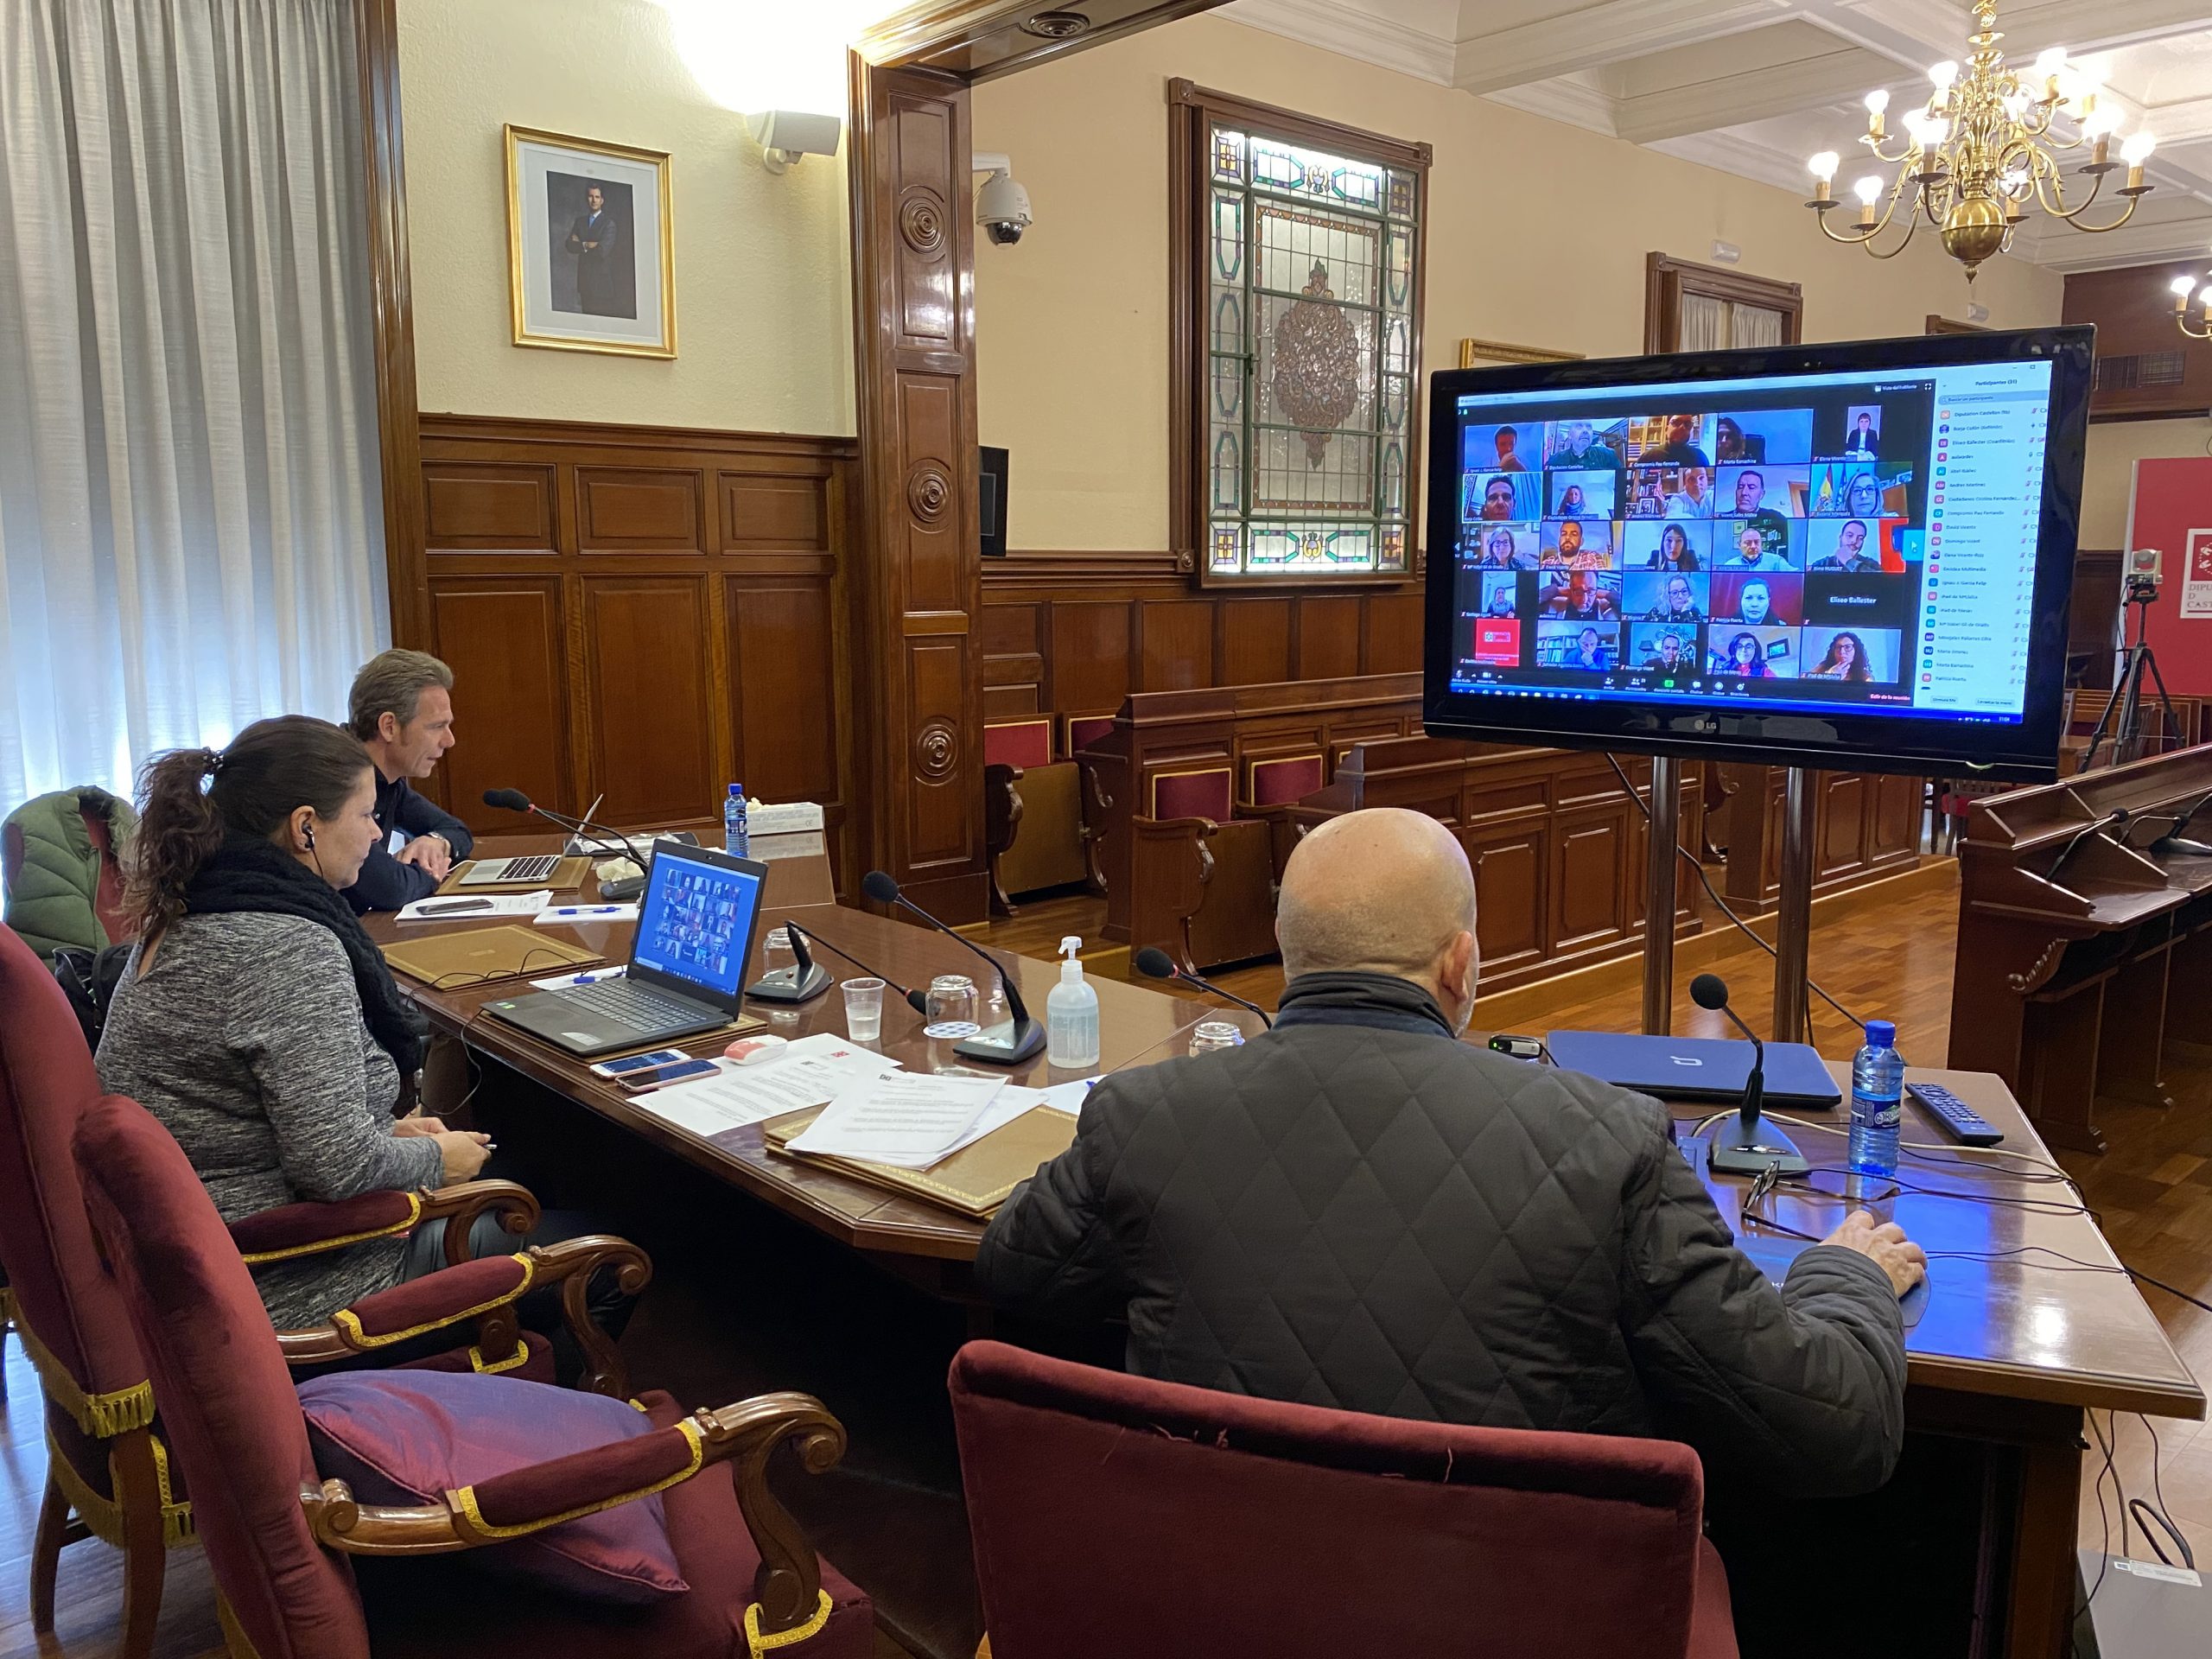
[1046,935,1100,1069]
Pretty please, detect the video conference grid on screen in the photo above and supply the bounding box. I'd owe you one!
[1448,360,2052,723]
[633,859,760,1001]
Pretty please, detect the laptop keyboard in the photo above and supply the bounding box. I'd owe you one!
[463,853,562,884]
[564,977,700,1032]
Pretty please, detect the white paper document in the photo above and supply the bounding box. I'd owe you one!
[1036,1077,1099,1117]
[627,1038,900,1140]
[786,1072,1007,1168]
[395,890,552,923]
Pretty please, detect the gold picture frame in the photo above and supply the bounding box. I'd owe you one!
[504,124,676,359]
[1459,338,1582,369]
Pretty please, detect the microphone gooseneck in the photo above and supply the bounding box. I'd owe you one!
[482,786,652,881]
[1695,972,1804,1177]
[782,918,929,1014]
[861,869,1046,1064]
[1135,945,1274,1030]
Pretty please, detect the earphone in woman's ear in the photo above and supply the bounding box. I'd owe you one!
[303,825,316,849]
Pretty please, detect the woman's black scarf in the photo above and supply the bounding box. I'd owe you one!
[182,835,428,1077]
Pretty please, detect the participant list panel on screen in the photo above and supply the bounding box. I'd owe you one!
[1446,359,2051,728]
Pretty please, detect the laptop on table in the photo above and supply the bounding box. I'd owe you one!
[1544,1030,1844,1109]
[482,841,767,1057]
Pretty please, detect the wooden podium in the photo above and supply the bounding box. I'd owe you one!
[1948,745,2212,1152]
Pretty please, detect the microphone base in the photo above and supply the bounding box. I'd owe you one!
[2153,835,2212,858]
[597,874,648,902]
[1707,1116,1809,1178]
[745,963,833,1004]
[953,1017,1048,1065]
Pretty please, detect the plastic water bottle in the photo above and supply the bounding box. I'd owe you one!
[1848,1019,1904,1182]
[723,785,749,857]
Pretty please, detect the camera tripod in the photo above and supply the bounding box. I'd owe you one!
[2082,582,2180,771]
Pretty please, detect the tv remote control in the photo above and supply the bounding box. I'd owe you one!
[1905,1082,2004,1147]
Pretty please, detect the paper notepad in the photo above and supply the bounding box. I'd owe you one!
[785,1072,1006,1169]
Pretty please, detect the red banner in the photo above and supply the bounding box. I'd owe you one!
[2122,456,2212,696]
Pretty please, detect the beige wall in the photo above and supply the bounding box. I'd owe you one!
[973,13,2065,552]
[2079,417,2212,550]
[397,0,854,435]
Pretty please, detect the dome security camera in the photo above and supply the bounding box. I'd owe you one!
[976,168,1033,246]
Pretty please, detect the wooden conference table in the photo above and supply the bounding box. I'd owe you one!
[370,833,2203,1659]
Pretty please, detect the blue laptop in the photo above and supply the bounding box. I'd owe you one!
[1545,1030,1844,1109]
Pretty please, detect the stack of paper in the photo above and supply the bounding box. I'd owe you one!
[626,1033,899,1141]
[787,1073,1009,1169]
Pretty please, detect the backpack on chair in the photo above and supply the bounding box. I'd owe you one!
[50,944,132,1052]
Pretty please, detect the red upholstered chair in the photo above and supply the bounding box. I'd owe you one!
[1244,752,1325,809]
[950,1341,1737,1659]
[72,1091,874,1659]
[0,923,636,1658]
[982,719,1052,772]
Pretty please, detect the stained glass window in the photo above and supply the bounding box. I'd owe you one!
[1193,116,1424,582]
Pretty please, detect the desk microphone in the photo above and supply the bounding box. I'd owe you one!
[761,919,927,1013]
[861,871,1046,1064]
[2150,788,2212,859]
[2044,806,2130,887]
[481,789,653,901]
[1693,972,1808,1177]
[1133,946,1274,1030]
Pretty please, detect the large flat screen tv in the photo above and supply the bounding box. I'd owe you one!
[1422,327,2091,782]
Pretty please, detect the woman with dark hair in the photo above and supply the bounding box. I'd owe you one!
[1715,416,1747,463]
[1643,522,1700,571]
[1807,631,1872,682]
[96,717,632,1362]
[1721,632,1775,679]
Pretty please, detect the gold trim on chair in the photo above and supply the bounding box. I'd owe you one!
[469,1340,531,1376]
[330,1255,537,1349]
[746,1587,835,1657]
[46,1425,195,1549]
[11,1306,156,1437]
[450,1417,705,1539]
[238,1192,424,1264]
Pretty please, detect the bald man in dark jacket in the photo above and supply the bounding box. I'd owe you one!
[976,809,1922,1497]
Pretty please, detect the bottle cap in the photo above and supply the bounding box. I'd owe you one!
[729,783,742,796]
[1865,1019,1896,1048]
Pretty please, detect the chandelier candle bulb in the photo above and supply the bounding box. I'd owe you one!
[1808,152,1839,200]
[1929,60,1958,96]
[2032,48,2066,91]
[1864,86,1889,137]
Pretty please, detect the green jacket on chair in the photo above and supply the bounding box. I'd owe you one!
[2,788,137,959]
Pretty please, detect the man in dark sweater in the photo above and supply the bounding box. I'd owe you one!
[976,808,1924,1497]
[341,649,474,913]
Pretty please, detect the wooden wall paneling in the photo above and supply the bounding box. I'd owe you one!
[422,462,556,550]
[1051,600,1138,715]
[1362,591,1424,673]
[1138,601,1214,690]
[848,57,988,918]
[1820,772,1870,879]
[1295,595,1362,680]
[1553,798,1633,953]
[575,467,708,552]
[425,578,570,830]
[357,0,427,650]
[582,575,715,825]
[722,470,830,553]
[1872,772,1922,864]
[728,578,843,816]
[1463,808,1548,982]
[1217,598,1293,686]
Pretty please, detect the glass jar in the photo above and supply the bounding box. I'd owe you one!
[1188,1020,1243,1055]
[759,926,796,982]
[925,974,981,1039]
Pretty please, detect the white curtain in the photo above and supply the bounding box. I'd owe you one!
[0,0,386,810]
[1730,303,1786,350]
[1678,293,1726,353]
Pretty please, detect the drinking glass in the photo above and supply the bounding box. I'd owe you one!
[925,974,980,1039]
[1189,1020,1243,1055]
[842,976,886,1042]
[759,926,796,983]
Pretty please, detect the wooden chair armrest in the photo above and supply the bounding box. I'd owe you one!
[276,1236,652,1397]
[229,1180,540,1269]
[300,1391,846,1635]
[416,1179,542,1268]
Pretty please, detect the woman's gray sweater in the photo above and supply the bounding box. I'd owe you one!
[95,912,444,1329]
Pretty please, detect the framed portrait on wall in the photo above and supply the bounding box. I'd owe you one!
[504,125,675,358]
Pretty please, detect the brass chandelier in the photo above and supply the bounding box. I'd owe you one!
[1802,3,2154,282]
[2174,270,2212,339]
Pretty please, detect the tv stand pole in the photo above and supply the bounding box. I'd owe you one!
[1642,756,1680,1035]
[1773,767,1818,1044]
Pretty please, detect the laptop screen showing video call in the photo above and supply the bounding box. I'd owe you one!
[1447,358,2053,724]
[631,851,762,1004]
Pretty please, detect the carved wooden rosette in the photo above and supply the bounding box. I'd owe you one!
[847,55,989,920]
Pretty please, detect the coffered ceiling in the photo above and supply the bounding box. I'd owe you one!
[1222,0,2212,271]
